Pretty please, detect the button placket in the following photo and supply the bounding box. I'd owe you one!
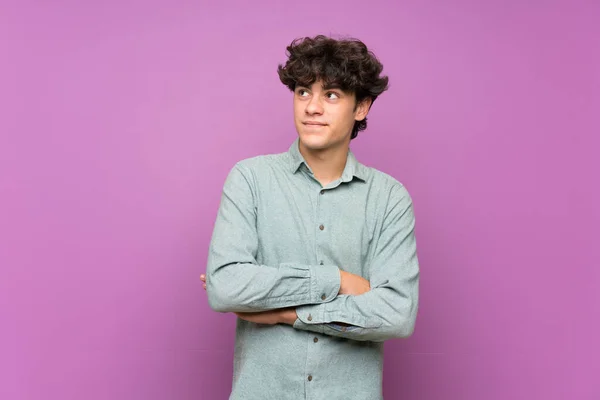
[315,187,325,271]
[316,188,330,305]
[307,187,325,392]
[316,189,327,272]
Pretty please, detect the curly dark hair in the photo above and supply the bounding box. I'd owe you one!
[277,35,389,139]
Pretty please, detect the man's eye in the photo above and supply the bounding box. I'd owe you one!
[327,92,339,100]
[298,89,309,96]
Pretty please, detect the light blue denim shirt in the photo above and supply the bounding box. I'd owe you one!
[207,139,420,399]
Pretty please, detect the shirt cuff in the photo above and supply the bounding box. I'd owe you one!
[294,308,359,333]
[309,264,340,304]
[295,303,325,325]
[296,297,383,329]
[327,323,359,332]
[293,315,325,334]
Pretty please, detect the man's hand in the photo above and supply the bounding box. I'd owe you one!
[200,274,297,325]
[339,270,371,296]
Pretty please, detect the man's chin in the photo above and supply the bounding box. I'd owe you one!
[298,134,330,151]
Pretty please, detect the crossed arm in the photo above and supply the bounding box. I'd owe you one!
[204,164,419,342]
[201,270,371,326]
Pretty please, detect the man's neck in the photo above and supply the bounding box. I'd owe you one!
[299,141,350,187]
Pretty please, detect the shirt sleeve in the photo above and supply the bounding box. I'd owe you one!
[206,163,341,313]
[291,183,419,342]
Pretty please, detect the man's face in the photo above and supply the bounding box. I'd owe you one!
[293,80,370,152]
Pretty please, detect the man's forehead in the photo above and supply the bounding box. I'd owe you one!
[297,80,348,92]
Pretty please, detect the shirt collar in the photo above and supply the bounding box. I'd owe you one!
[287,138,367,182]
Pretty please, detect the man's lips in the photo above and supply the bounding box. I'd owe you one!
[303,121,328,126]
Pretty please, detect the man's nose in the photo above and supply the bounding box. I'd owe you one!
[305,95,323,115]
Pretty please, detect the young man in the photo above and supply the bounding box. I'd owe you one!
[200,35,419,399]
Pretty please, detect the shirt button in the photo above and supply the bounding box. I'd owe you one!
[307,314,312,321]
[320,190,325,195]
[319,261,324,265]
[321,294,326,300]
[313,337,319,343]
[308,375,313,381]
[319,224,325,231]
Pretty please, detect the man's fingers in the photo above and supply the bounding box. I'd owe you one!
[203,283,206,290]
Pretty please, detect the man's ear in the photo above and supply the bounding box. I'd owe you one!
[355,98,373,121]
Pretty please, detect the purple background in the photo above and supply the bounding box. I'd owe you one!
[1,1,598,399]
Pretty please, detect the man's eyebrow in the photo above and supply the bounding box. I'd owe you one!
[294,83,346,92]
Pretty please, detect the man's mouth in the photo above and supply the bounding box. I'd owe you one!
[303,121,327,126]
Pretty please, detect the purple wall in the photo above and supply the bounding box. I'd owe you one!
[1,1,598,399]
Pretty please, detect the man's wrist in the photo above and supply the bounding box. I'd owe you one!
[338,270,346,295]
[280,308,297,325]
